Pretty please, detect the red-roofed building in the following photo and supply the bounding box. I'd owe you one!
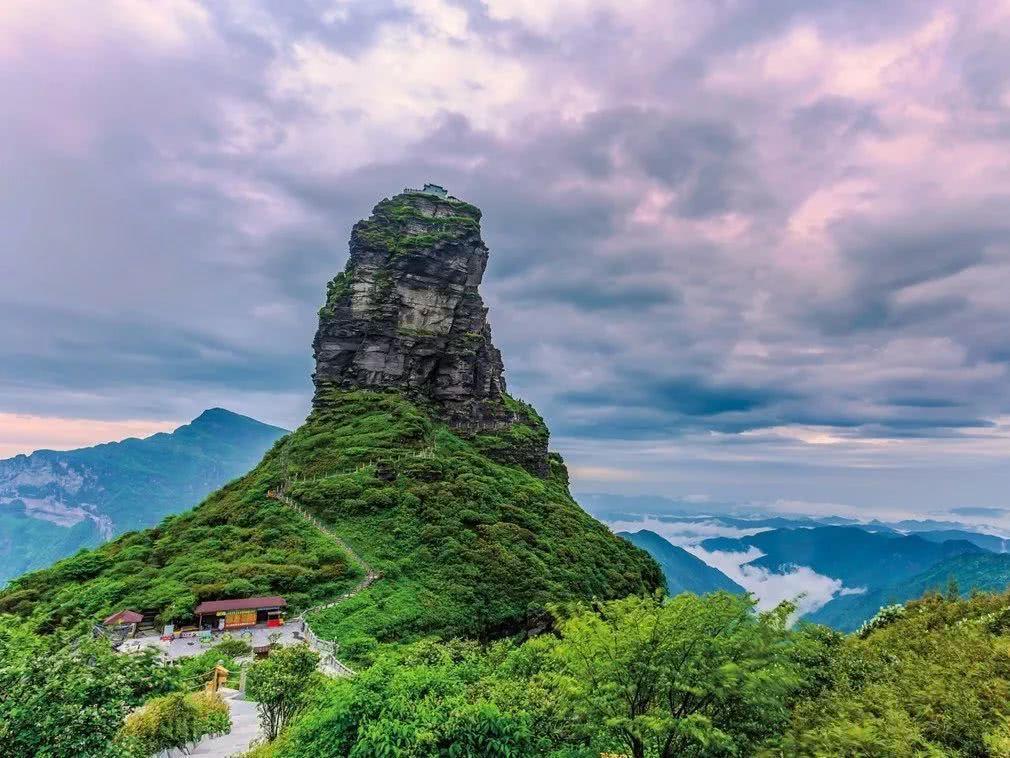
[103,609,144,637]
[104,609,144,625]
[195,596,287,630]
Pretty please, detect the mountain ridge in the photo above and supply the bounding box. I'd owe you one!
[808,552,1010,631]
[0,408,286,585]
[701,525,984,588]
[618,529,745,595]
[0,187,662,650]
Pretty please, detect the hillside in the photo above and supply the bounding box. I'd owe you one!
[702,526,983,588]
[912,528,1008,553]
[808,552,1010,631]
[618,529,744,595]
[0,409,285,585]
[0,187,662,650]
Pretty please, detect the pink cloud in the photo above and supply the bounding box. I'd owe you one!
[0,413,179,458]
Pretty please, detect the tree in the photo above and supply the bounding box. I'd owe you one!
[772,592,1010,756]
[0,617,173,757]
[552,592,802,758]
[246,644,322,741]
[119,690,231,755]
[273,639,550,757]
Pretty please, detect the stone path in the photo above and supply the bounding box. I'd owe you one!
[266,486,380,676]
[185,689,261,757]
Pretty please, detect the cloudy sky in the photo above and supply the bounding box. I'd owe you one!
[3,0,1010,516]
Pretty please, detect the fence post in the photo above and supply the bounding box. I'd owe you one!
[208,664,229,693]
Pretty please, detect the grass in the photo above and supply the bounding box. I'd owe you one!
[0,390,662,658]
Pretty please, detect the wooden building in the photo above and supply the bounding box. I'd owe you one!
[103,609,143,638]
[194,596,287,630]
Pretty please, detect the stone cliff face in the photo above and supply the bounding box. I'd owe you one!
[314,192,500,423]
[313,188,549,474]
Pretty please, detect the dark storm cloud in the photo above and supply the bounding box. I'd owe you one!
[4,0,1010,509]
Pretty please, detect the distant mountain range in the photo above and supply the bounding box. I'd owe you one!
[809,552,1010,631]
[619,529,744,595]
[701,526,984,588]
[609,515,1010,631]
[0,408,286,585]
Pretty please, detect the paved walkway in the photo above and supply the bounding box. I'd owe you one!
[121,623,304,660]
[187,689,261,757]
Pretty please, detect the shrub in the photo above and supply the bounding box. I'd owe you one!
[118,690,231,755]
[213,635,253,659]
[246,645,322,741]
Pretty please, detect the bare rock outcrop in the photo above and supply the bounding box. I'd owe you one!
[312,186,548,474]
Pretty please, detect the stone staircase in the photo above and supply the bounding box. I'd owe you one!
[266,486,380,677]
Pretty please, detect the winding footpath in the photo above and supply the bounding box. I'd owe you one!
[266,485,380,677]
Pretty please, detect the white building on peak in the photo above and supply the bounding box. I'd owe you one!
[405,183,449,198]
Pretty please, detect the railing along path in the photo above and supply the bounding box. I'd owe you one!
[266,482,380,678]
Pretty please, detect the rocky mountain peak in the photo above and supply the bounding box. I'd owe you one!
[312,187,520,435]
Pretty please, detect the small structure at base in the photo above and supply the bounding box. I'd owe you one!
[103,609,143,638]
[194,596,287,631]
[207,664,230,693]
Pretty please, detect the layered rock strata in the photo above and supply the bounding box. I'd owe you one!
[312,188,548,474]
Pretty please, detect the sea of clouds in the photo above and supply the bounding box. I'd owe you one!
[608,515,864,617]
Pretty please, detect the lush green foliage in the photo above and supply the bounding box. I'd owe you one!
[259,594,810,757]
[354,194,481,258]
[246,589,1010,757]
[0,443,362,632]
[118,690,230,755]
[0,618,176,757]
[247,644,323,741]
[265,639,551,757]
[171,638,250,689]
[770,591,1010,756]
[285,391,661,655]
[0,408,286,585]
[554,594,803,758]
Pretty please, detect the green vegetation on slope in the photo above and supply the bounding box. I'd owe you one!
[772,591,1010,756]
[282,390,661,657]
[619,529,745,595]
[0,620,176,756]
[0,447,361,632]
[0,408,286,585]
[0,390,661,647]
[353,194,481,258]
[11,572,1010,755]
[810,551,1010,631]
[262,593,805,758]
[247,590,1010,758]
